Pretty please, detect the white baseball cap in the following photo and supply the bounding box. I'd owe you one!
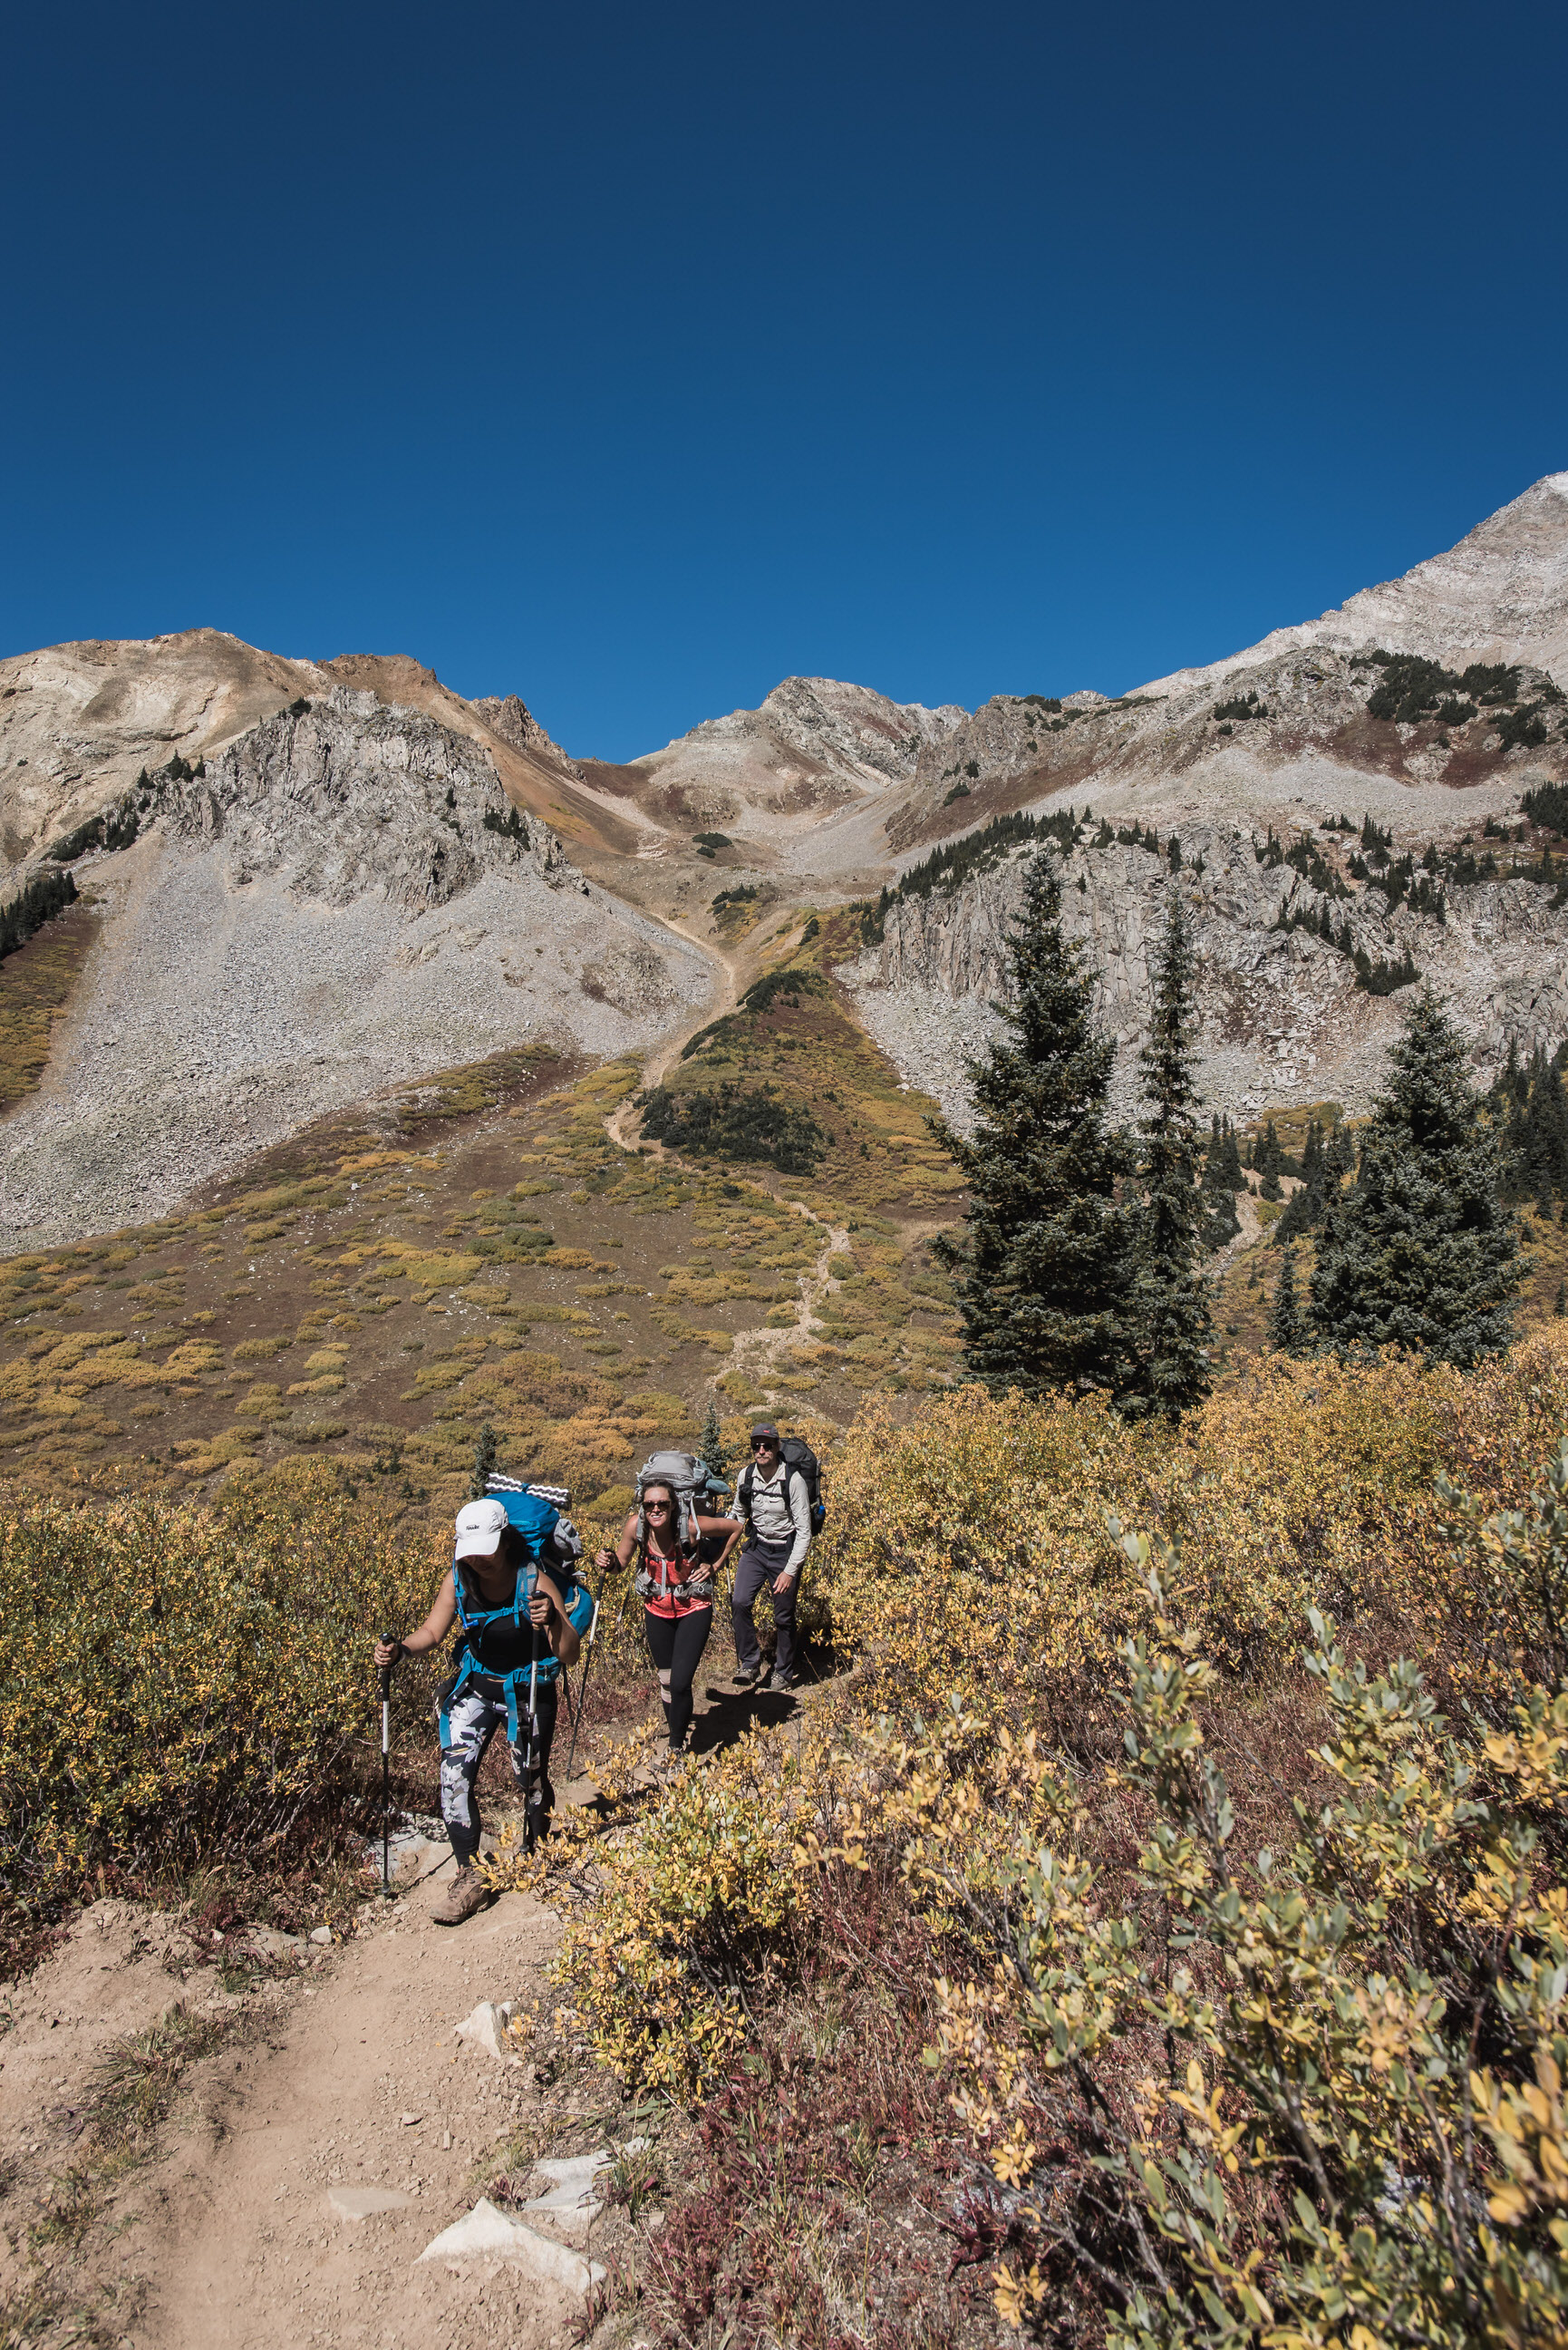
[454,1497,509,1559]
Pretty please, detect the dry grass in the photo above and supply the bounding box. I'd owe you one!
[0,900,100,1114]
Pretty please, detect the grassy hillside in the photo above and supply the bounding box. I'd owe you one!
[0,924,971,1516]
[0,897,101,1112]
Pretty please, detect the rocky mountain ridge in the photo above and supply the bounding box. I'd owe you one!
[5,471,1568,1238]
[1141,471,1568,697]
[0,684,709,1247]
[580,676,970,846]
[843,822,1568,1131]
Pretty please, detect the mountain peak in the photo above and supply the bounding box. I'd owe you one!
[1140,469,1568,697]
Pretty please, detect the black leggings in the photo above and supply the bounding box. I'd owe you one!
[644,1607,712,1751]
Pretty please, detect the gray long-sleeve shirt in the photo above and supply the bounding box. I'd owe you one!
[745,1464,811,1576]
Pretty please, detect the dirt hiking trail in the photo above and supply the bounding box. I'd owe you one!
[1,1846,649,2350]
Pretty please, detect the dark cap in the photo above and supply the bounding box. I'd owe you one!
[750,1422,780,1444]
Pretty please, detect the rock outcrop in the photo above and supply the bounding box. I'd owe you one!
[156,688,573,910]
[843,828,1568,1130]
[469,693,584,783]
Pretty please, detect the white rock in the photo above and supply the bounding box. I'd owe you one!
[454,2000,515,2062]
[328,2185,411,2219]
[415,2199,606,2294]
[526,2152,611,2211]
[245,1927,305,1956]
[308,1925,332,1947]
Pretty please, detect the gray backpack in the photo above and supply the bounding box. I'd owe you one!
[634,1451,706,1549]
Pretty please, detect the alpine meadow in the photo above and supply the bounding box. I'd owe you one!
[5,472,1568,2350]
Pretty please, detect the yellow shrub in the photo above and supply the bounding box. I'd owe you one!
[0,1464,437,1919]
[547,1729,804,2097]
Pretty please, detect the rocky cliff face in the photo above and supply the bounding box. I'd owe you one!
[0,687,711,1248]
[0,629,327,875]
[469,693,584,782]
[843,828,1568,1130]
[156,689,574,910]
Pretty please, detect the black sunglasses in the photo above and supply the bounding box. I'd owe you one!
[751,1438,777,1451]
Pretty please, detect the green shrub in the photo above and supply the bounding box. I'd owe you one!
[481,806,528,841]
[739,966,829,1016]
[1497,704,1551,750]
[1524,782,1568,835]
[641,1082,827,1174]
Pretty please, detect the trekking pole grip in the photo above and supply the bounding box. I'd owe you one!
[378,1631,396,1703]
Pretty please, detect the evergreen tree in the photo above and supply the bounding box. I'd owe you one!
[1274,1117,1327,1244]
[1322,1122,1355,1188]
[931,853,1136,1396]
[1267,1243,1308,1355]
[1258,1120,1284,1201]
[1199,1113,1241,1247]
[698,1397,728,1487]
[1517,1046,1568,1209]
[1308,992,1523,1367]
[1124,891,1213,1418]
[469,1423,499,1499]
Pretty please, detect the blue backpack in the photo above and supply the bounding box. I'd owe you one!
[440,1490,593,1747]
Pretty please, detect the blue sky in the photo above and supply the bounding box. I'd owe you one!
[3,0,1564,759]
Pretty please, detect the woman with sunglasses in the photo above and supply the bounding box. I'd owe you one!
[595,1482,741,1766]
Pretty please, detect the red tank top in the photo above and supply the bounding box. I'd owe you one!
[642,1540,712,1620]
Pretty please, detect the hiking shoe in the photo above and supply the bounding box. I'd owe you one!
[732,1664,763,1688]
[769,1668,796,1693]
[431,1866,489,1927]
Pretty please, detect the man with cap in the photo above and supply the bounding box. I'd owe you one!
[731,1424,811,1692]
[374,1497,584,1926]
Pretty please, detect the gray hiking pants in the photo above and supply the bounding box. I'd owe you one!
[731,1538,801,1680]
[439,1679,558,1863]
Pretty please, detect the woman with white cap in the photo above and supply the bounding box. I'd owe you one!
[374,1495,585,1926]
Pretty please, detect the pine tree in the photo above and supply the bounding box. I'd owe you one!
[1124,890,1213,1418]
[698,1397,728,1487]
[1258,1120,1284,1201]
[1199,1112,1241,1247]
[1268,1243,1308,1354]
[1322,1122,1355,1188]
[1275,1116,1327,1244]
[469,1423,499,1499]
[931,852,1136,1396]
[1308,991,1523,1367]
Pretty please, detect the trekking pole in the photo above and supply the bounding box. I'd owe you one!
[563,1588,601,1785]
[377,1634,395,1898]
[524,1573,542,1856]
